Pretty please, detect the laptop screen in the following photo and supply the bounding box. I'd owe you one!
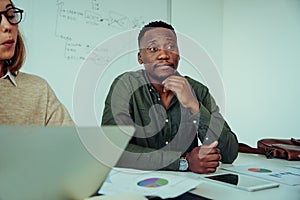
[0,126,134,200]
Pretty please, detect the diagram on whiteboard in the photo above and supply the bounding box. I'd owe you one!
[54,0,151,62]
[15,0,169,117]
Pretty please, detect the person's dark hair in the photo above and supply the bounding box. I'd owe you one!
[138,21,176,48]
[5,31,26,73]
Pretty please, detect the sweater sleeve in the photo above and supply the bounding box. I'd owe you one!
[45,83,74,126]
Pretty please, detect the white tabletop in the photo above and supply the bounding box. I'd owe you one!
[188,153,300,200]
[87,153,300,200]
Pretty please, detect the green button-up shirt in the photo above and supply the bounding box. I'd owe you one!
[102,69,238,170]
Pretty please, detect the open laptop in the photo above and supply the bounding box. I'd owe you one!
[0,125,134,200]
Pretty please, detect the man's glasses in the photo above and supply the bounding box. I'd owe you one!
[0,7,23,25]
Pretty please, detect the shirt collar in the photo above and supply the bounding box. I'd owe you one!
[1,70,18,87]
[141,70,155,91]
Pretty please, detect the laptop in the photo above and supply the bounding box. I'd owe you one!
[0,125,134,200]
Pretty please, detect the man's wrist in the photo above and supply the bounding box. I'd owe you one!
[179,153,189,171]
[188,101,200,114]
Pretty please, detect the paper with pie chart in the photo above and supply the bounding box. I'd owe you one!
[98,167,201,198]
[223,165,300,186]
[137,177,169,188]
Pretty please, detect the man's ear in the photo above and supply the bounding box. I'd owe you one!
[137,52,143,64]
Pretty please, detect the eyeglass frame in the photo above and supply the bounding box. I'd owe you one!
[0,7,24,25]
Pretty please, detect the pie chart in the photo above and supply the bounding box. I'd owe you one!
[137,178,168,188]
[248,168,272,173]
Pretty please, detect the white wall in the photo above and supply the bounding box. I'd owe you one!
[223,0,300,145]
[171,0,226,114]
[172,0,300,146]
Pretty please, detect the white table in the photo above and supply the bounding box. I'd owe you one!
[88,153,300,200]
[188,153,300,200]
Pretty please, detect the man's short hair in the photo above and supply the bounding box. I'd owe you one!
[138,21,176,47]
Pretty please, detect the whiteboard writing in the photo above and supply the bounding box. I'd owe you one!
[15,0,170,119]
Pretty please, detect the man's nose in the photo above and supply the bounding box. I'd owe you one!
[158,49,170,60]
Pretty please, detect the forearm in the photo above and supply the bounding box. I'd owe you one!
[197,103,238,163]
[217,126,238,163]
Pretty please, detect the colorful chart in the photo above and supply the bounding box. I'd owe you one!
[137,178,168,188]
[248,168,272,173]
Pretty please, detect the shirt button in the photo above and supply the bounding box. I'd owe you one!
[205,137,209,141]
[193,120,197,124]
[165,141,169,145]
[165,119,169,123]
[158,97,161,101]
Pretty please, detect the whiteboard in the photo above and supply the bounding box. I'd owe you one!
[14,0,170,123]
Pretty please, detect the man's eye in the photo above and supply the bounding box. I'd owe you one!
[148,47,158,52]
[167,45,175,50]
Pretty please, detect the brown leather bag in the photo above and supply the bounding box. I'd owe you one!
[238,138,300,161]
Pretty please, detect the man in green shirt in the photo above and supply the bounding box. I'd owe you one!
[102,21,238,174]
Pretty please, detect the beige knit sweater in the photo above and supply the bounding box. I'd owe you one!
[0,72,74,126]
